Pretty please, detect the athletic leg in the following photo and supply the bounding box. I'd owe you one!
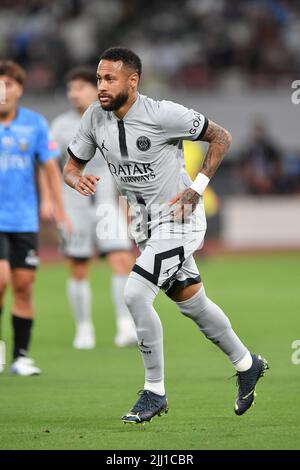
[0,255,10,373]
[121,234,192,423]
[11,267,35,356]
[0,233,11,311]
[170,279,250,368]
[61,204,95,349]
[95,190,135,347]
[67,258,95,349]
[107,251,137,347]
[7,233,40,375]
[169,256,269,415]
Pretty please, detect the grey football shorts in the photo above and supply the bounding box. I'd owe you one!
[61,200,132,259]
[132,226,206,296]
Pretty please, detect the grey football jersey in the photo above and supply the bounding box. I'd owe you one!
[68,94,208,241]
[51,110,116,207]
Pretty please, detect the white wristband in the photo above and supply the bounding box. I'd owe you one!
[190,173,210,196]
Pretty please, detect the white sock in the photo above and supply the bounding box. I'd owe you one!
[144,380,165,396]
[111,275,134,327]
[234,350,253,372]
[67,279,92,326]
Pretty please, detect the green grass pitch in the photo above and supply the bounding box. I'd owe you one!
[0,253,299,450]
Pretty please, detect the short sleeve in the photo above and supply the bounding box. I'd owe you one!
[50,117,66,154]
[158,100,208,142]
[35,115,60,164]
[50,116,70,168]
[67,106,97,163]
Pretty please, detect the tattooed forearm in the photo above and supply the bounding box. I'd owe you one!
[200,119,232,179]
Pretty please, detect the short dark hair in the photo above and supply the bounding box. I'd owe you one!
[99,47,142,77]
[65,66,97,87]
[0,60,26,85]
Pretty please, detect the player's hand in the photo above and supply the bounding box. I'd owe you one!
[74,175,100,196]
[54,210,73,234]
[39,200,55,222]
[168,188,200,221]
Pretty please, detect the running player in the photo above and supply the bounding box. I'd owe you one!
[0,60,69,375]
[51,67,136,349]
[63,48,269,422]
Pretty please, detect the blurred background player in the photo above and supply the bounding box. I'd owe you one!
[50,67,137,349]
[0,60,69,375]
[240,121,283,195]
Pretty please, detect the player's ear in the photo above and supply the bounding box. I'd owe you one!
[129,72,139,89]
[16,83,23,99]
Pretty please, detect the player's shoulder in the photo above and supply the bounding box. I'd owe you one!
[85,100,103,119]
[51,109,79,128]
[80,100,105,127]
[18,107,49,127]
[138,95,188,122]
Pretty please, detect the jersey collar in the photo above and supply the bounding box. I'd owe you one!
[0,107,21,129]
[112,93,141,122]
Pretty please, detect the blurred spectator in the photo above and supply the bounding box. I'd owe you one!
[239,121,284,194]
[238,121,300,195]
[281,149,300,194]
[0,0,299,91]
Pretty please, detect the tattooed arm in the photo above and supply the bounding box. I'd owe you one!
[199,119,232,178]
[169,120,232,219]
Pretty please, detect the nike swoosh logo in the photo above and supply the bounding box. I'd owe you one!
[242,388,254,400]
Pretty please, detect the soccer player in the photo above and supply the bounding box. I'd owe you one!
[0,60,70,375]
[51,67,136,349]
[63,48,269,422]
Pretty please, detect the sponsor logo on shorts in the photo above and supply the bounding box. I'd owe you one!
[25,250,39,267]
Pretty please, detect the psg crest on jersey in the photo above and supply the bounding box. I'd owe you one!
[136,136,151,151]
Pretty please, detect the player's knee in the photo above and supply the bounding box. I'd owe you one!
[13,278,34,303]
[108,251,133,275]
[124,275,156,311]
[0,273,9,295]
[177,285,208,321]
[0,278,8,297]
[124,278,143,310]
[69,259,89,280]
[71,271,87,281]
[177,286,232,340]
[0,262,10,296]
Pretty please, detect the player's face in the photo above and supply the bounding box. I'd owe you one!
[67,79,98,113]
[96,59,138,111]
[0,76,23,116]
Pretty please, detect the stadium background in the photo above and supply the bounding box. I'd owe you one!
[0,0,299,450]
